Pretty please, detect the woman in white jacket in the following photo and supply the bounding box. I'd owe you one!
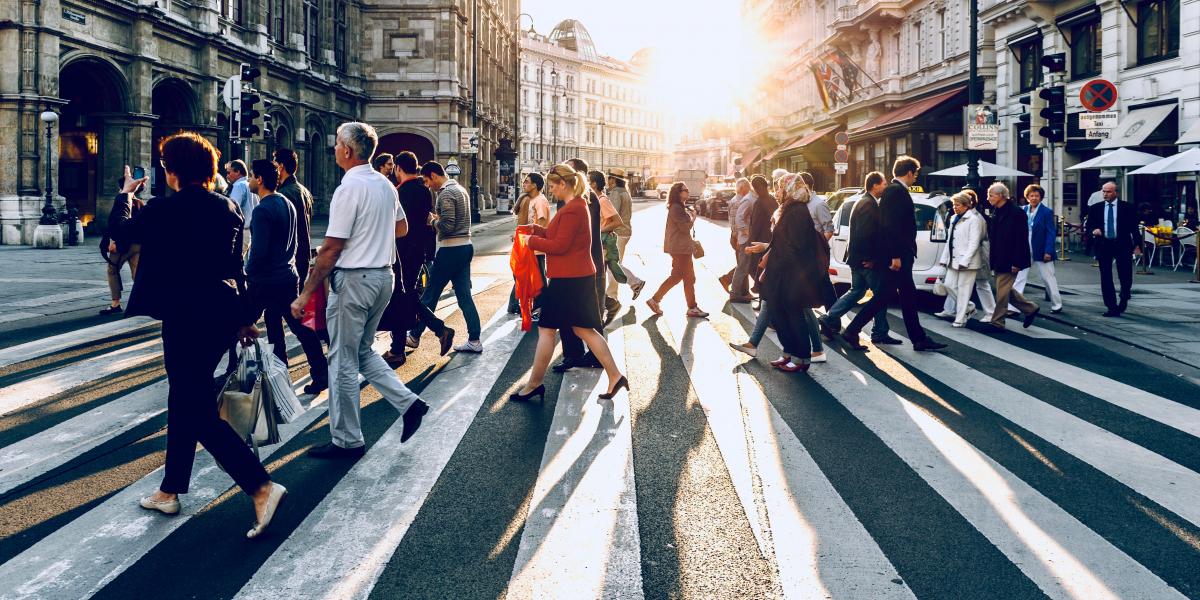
[939,191,988,327]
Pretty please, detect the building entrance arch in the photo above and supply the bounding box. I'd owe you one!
[378,132,436,165]
[58,57,131,226]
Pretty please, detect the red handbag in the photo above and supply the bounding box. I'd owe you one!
[302,282,327,333]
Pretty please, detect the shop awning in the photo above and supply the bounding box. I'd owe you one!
[736,148,762,172]
[1097,104,1176,149]
[1178,120,1200,145]
[852,87,965,137]
[762,136,800,162]
[787,125,841,154]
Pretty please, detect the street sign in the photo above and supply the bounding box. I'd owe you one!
[445,157,462,177]
[1079,111,1118,129]
[834,131,849,146]
[965,104,999,150]
[1080,79,1118,112]
[834,162,848,174]
[833,149,849,163]
[221,75,239,110]
[459,127,479,154]
[1085,129,1111,140]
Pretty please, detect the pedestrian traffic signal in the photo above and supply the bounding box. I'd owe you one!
[1018,89,1046,148]
[1041,52,1066,74]
[1038,85,1066,144]
[239,91,262,138]
[233,63,268,140]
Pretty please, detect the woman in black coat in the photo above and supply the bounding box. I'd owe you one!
[751,173,828,372]
[109,132,286,539]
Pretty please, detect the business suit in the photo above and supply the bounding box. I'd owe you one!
[1013,202,1062,311]
[823,193,889,338]
[989,200,1038,327]
[1086,198,1139,313]
[108,186,270,496]
[843,180,931,344]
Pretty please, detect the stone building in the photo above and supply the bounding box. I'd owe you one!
[0,0,368,245]
[519,19,669,187]
[741,0,1199,224]
[361,0,520,213]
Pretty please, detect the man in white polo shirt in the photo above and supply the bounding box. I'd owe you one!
[291,121,429,459]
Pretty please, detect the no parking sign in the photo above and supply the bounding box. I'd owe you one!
[1080,79,1118,112]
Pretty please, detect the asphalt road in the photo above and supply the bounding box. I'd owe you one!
[1,199,1199,599]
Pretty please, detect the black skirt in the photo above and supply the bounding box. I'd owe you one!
[537,275,602,331]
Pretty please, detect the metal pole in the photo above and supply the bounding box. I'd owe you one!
[965,0,980,194]
[470,0,481,223]
[553,85,559,165]
[41,118,56,225]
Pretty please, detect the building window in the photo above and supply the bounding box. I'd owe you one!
[1070,20,1101,79]
[1138,0,1179,63]
[938,10,947,61]
[335,2,347,70]
[521,90,528,106]
[305,0,319,55]
[1016,37,1043,93]
[566,75,574,90]
[522,65,528,80]
[912,21,923,69]
[222,0,243,24]
[269,0,286,42]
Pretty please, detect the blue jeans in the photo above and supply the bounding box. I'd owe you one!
[823,267,889,338]
[411,244,481,341]
[749,300,771,346]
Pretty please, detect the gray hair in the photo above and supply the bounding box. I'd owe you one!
[987,182,1009,198]
[336,122,379,162]
[735,177,750,189]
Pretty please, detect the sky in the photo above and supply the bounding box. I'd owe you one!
[520,0,753,124]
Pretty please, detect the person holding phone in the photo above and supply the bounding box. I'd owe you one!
[100,168,145,315]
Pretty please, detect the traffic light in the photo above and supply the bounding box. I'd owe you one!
[234,63,268,140]
[1038,85,1066,144]
[1018,88,1046,148]
[261,100,273,140]
[1041,52,1066,74]
[239,90,262,138]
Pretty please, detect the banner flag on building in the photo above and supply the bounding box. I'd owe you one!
[809,62,841,111]
[810,48,884,111]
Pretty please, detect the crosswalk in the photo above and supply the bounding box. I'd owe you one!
[1,215,1199,599]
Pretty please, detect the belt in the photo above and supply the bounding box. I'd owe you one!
[333,266,391,272]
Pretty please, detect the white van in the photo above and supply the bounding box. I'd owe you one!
[828,188,952,292]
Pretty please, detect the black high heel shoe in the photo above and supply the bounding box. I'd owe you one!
[599,376,629,400]
[509,384,545,402]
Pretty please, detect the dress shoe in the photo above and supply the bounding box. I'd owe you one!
[599,376,629,399]
[777,361,810,373]
[438,327,456,356]
[510,384,546,402]
[809,352,827,363]
[382,350,406,368]
[401,400,429,443]
[1022,308,1040,329]
[1117,301,1129,314]
[578,353,603,368]
[307,442,366,460]
[719,273,733,291]
[406,334,420,349]
[912,338,948,352]
[303,380,328,396]
[246,482,287,539]
[729,295,755,304]
[604,300,622,326]
[769,356,792,367]
[933,310,955,319]
[99,305,123,316]
[139,494,180,515]
[818,318,840,340]
[871,335,903,345]
[1050,306,1062,314]
[1102,310,1121,317]
[840,332,869,351]
[729,342,757,357]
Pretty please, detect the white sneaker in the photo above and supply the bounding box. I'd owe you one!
[933,310,955,319]
[810,352,827,363]
[454,340,484,353]
[952,321,966,328]
[406,334,420,349]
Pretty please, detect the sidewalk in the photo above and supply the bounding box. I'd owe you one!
[1023,250,1200,369]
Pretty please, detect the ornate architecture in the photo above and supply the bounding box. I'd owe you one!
[0,0,368,245]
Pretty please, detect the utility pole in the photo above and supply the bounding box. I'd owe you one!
[469,0,481,223]
[965,0,980,194]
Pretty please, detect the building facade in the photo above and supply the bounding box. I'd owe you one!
[0,0,368,245]
[361,0,519,213]
[519,20,669,184]
[741,0,1198,225]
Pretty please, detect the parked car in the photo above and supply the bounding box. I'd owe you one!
[827,187,952,292]
[675,169,707,207]
[824,187,863,214]
[698,186,737,219]
[655,183,672,200]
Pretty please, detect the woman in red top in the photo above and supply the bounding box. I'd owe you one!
[511,164,629,402]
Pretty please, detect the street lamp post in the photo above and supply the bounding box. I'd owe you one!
[469,0,481,223]
[516,14,534,173]
[39,110,58,226]
[965,0,981,194]
[552,83,565,165]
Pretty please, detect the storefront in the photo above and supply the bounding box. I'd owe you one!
[1098,101,1185,223]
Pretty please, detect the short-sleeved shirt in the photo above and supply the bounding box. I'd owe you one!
[326,163,405,269]
[527,193,551,226]
[598,193,618,222]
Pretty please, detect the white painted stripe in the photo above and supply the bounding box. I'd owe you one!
[0,340,161,417]
[918,316,1200,439]
[234,312,524,600]
[760,324,1184,600]
[869,329,1200,529]
[0,336,306,498]
[1,288,109,308]
[0,379,332,600]
[506,327,644,599]
[0,312,45,324]
[0,317,156,368]
[0,278,110,285]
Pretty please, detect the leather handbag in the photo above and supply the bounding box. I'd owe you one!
[217,342,281,456]
[690,227,705,259]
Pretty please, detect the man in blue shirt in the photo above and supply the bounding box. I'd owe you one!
[225,159,258,255]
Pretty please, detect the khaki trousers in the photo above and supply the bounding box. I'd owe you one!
[991,271,1038,327]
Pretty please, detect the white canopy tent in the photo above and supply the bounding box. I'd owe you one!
[1067,148,1163,207]
[927,160,1033,178]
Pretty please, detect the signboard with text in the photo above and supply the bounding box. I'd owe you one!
[964,105,999,150]
[459,128,479,154]
[1079,111,1118,129]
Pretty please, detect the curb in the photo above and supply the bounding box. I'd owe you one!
[471,214,517,235]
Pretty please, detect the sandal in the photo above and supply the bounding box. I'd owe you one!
[646,298,664,316]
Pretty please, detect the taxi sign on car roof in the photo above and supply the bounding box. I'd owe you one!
[908,185,925,193]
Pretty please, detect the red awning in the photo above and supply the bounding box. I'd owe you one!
[853,87,966,136]
[736,148,762,172]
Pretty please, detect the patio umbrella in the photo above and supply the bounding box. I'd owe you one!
[1129,147,1200,281]
[927,160,1033,178]
[1066,147,1162,170]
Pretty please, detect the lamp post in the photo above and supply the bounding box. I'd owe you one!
[469,0,481,223]
[539,59,556,168]
[516,14,534,174]
[39,110,59,226]
[552,82,565,165]
[964,0,981,195]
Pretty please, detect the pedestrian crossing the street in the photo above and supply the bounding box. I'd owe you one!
[1,238,1199,599]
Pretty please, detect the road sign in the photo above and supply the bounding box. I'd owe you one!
[834,162,848,174]
[833,149,849,163]
[1079,111,1118,129]
[1085,129,1111,140]
[1080,79,1118,112]
[965,104,1000,150]
[459,127,479,154]
[834,131,849,145]
[836,143,847,151]
[221,75,239,110]
[445,157,461,177]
